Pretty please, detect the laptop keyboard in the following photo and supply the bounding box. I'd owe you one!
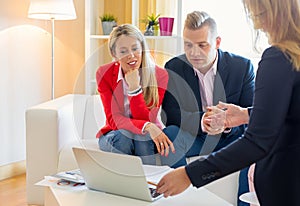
[149,188,161,198]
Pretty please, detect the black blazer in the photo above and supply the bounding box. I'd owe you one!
[162,49,255,148]
[185,47,300,205]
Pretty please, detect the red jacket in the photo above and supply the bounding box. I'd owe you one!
[96,61,168,138]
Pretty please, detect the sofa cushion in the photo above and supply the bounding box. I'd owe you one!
[82,95,106,139]
[57,139,99,172]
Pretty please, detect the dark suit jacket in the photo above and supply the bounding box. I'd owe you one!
[162,49,255,147]
[186,47,300,205]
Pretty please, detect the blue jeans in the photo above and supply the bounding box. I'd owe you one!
[238,167,250,206]
[98,129,156,165]
[161,125,244,167]
[161,125,227,168]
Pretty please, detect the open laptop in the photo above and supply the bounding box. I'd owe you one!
[72,147,165,202]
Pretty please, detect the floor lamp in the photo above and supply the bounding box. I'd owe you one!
[28,0,77,99]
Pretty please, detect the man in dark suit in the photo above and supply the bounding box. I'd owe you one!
[160,11,255,206]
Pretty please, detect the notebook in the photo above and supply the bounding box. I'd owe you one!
[72,147,170,202]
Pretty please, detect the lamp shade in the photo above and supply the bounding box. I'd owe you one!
[28,0,77,20]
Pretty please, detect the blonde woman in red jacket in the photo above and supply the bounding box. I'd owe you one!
[96,24,175,165]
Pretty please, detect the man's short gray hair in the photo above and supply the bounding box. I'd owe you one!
[184,11,218,37]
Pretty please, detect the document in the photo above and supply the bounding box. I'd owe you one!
[52,168,84,183]
[143,165,173,184]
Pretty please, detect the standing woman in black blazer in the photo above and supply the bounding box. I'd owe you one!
[157,0,300,205]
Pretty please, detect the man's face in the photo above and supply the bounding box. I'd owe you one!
[183,26,220,73]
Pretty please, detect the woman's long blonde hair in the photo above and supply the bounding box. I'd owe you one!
[108,24,159,108]
[243,0,300,70]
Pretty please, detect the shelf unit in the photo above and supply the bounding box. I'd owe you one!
[85,0,183,94]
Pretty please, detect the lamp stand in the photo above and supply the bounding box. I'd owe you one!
[51,18,55,99]
[28,0,77,99]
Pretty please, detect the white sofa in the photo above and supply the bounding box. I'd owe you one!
[26,94,239,205]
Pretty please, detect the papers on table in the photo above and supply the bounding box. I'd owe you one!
[36,175,87,191]
[36,169,86,191]
[143,165,173,185]
[52,169,84,183]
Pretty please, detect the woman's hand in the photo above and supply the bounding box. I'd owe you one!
[157,166,191,197]
[144,123,175,156]
[124,69,140,91]
[216,101,249,128]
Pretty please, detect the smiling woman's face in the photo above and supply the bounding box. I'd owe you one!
[113,35,142,74]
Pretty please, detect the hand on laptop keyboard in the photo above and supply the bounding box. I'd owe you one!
[149,188,161,198]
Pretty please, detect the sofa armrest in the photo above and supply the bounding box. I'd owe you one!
[26,94,90,205]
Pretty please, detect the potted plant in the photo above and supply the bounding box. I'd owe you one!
[99,13,117,35]
[142,13,160,36]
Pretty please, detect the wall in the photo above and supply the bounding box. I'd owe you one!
[0,0,85,179]
[104,0,132,25]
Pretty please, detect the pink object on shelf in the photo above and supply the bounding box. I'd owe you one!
[159,17,174,36]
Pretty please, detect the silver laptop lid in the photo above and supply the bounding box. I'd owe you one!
[72,147,159,202]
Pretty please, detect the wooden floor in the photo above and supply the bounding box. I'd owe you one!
[0,173,30,206]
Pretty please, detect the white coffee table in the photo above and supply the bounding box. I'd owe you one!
[44,185,233,206]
